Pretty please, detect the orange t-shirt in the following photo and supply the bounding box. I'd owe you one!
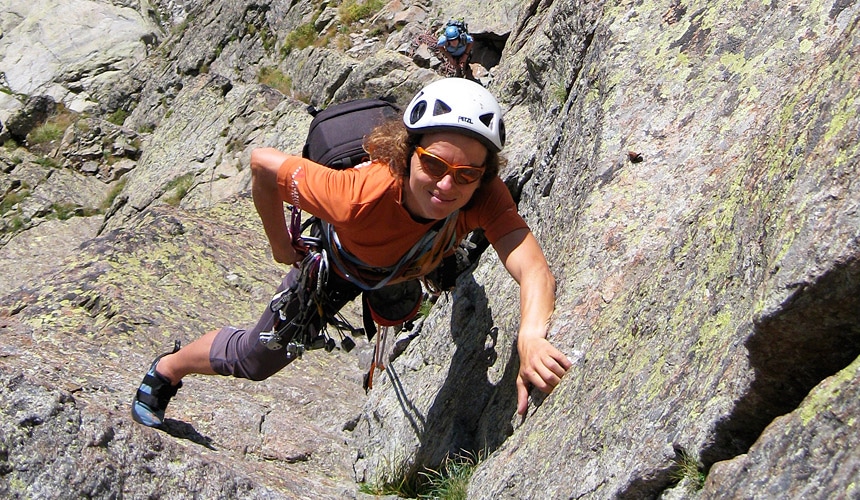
[276,156,528,274]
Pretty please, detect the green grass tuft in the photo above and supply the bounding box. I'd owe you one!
[338,0,384,24]
[1,187,31,216]
[164,173,196,206]
[27,104,76,145]
[359,451,481,499]
[418,452,479,500]
[107,109,129,126]
[258,67,292,95]
[670,450,706,491]
[101,177,128,211]
[28,122,65,145]
[281,22,317,55]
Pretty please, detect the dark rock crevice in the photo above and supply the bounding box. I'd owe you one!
[615,257,860,500]
[705,256,860,466]
[470,33,508,72]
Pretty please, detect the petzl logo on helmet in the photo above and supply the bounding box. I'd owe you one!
[458,116,473,124]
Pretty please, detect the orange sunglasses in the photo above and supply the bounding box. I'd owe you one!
[415,146,485,185]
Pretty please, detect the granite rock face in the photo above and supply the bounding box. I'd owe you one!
[1,0,858,498]
[1,198,371,499]
[0,0,161,114]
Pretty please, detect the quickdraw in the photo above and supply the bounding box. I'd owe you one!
[258,206,360,358]
[363,325,390,392]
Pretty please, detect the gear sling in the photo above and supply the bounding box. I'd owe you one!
[257,97,459,391]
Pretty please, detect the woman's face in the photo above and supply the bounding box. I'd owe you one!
[402,132,487,221]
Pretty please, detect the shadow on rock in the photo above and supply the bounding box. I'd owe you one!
[409,274,518,477]
[161,418,217,450]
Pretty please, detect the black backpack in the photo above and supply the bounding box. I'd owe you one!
[302,97,400,169]
[296,96,402,247]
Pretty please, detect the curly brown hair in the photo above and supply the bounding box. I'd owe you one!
[363,119,503,182]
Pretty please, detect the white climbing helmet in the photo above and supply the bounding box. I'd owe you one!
[403,78,506,152]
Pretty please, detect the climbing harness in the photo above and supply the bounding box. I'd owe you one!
[318,209,460,291]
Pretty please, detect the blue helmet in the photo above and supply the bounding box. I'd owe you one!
[444,25,460,40]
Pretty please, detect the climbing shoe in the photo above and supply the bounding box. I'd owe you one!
[131,340,182,428]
